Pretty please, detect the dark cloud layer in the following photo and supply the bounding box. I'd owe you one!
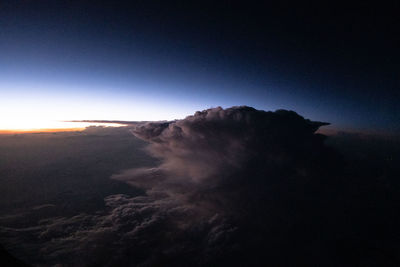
[2,106,400,266]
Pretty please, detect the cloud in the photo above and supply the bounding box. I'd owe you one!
[106,106,338,265]
[115,106,330,199]
[125,106,328,181]
[1,193,231,266]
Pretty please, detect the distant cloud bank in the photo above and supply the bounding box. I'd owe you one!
[7,106,387,266]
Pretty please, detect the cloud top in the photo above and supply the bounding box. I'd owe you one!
[128,106,329,183]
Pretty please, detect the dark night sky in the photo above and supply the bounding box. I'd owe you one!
[1,1,399,133]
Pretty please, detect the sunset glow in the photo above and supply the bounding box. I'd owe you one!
[0,105,127,133]
[0,121,123,133]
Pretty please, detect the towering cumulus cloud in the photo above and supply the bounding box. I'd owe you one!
[109,106,338,266]
[121,106,329,184]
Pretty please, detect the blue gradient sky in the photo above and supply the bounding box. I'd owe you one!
[1,1,398,133]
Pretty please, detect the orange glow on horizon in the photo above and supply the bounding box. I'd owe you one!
[0,119,125,134]
[0,128,86,134]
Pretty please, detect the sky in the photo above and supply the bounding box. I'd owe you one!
[0,1,399,133]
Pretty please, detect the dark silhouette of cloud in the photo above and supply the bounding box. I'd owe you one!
[124,106,329,183]
[108,106,340,265]
[66,120,155,126]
